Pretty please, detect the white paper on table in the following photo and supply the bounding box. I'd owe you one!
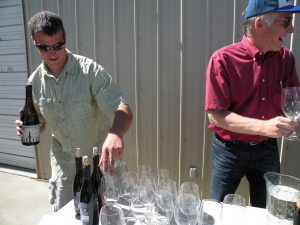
[245,206,268,225]
[222,204,246,225]
[201,200,223,225]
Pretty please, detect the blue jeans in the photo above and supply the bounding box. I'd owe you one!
[210,135,280,208]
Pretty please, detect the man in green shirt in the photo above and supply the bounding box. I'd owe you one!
[15,11,133,211]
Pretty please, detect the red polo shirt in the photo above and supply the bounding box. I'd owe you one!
[205,36,299,143]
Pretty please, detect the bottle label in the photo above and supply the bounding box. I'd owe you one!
[79,199,99,225]
[22,125,40,144]
[79,202,90,224]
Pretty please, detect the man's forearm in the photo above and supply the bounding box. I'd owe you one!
[207,109,265,136]
[109,104,133,136]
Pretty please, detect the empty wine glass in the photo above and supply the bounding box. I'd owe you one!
[198,199,222,225]
[114,161,128,195]
[138,165,152,178]
[100,173,121,206]
[174,193,200,225]
[281,87,300,141]
[120,171,138,204]
[99,204,126,225]
[179,182,200,203]
[130,185,155,224]
[154,189,175,223]
[222,194,246,225]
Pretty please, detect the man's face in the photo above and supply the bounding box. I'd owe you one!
[32,30,67,75]
[261,12,294,52]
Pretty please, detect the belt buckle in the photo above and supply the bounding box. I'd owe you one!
[249,142,258,146]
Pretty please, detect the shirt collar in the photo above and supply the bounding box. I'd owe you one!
[241,36,277,60]
[41,49,75,78]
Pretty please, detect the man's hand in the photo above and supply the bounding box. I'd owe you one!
[15,109,45,137]
[15,110,24,136]
[262,116,298,138]
[99,131,124,175]
[99,104,132,175]
[15,119,23,136]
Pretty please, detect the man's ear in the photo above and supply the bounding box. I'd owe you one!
[254,17,264,30]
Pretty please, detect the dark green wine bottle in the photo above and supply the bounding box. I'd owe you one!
[21,85,40,146]
[73,148,83,219]
[294,198,300,225]
[79,156,99,225]
[91,147,103,212]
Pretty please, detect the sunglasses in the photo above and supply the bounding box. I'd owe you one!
[277,16,293,28]
[34,41,66,52]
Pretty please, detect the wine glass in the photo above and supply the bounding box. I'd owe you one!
[222,194,246,225]
[154,189,175,223]
[179,182,200,202]
[99,204,126,225]
[100,173,121,206]
[120,171,138,205]
[174,193,200,225]
[114,161,128,195]
[198,199,222,225]
[281,87,300,141]
[130,185,155,225]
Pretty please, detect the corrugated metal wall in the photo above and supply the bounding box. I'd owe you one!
[22,0,300,198]
[0,0,36,169]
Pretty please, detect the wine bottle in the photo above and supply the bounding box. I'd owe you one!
[294,198,300,225]
[73,148,83,219]
[20,84,40,146]
[91,147,103,211]
[79,156,99,225]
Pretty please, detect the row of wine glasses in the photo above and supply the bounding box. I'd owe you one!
[99,162,248,225]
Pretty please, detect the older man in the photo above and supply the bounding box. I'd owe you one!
[205,0,300,208]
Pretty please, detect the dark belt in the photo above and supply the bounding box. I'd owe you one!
[215,134,276,147]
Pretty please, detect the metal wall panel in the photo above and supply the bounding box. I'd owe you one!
[0,0,36,170]
[22,0,300,198]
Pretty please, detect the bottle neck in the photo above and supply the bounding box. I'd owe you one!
[92,155,99,168]
[24,85,36,113]
[83,165,91,179]
[75,157,83,173]
[25,85,33,101]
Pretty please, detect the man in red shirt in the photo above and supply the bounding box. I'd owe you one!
[205,0,300,208]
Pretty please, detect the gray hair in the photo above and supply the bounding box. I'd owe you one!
[243,12,279,36]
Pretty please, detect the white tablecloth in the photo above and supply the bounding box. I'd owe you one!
[38,200,269,225]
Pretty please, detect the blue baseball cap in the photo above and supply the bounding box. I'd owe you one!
[244,0,300,19]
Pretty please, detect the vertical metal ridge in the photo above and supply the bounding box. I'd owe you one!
[74,0,79,54]
[289,0,297,52]
[178,0,184,186]
[156,0,161,169]
[133,0,140,168]
[112,0,118,85]
[232,0,237,43]
[56,0,60,15]
[21,0,32,74]
[201,0,211,191]
[92,0,97,62]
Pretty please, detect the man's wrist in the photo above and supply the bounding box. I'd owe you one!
[109,128,124,137]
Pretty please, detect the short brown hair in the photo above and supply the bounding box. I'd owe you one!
[28,11,65,38]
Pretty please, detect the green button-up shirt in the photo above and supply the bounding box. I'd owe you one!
[28,50,127,179]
